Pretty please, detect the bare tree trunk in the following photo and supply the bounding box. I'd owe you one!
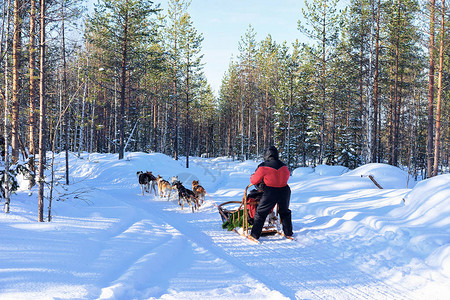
[286,73,294,166]
[372,0,381,163]
[264,87,268,148]
[388,77,393,165]
[38,0,46,222]
[319,1,327,164]
[48,151,55,222]
[78,55,88,157]
[262,91,267,148]
[247,98,251,159]
[394,73,403,165]
[174,79,178,160]
[256,106,259,158]
[173,33,179,160]
[114,73,117,152]
[359,10,364,162]
[89,90,95,153]
[11,0,22,163]
[241,94,244,159]
[185,50,190,168]
[427,0,436,177]
[74,60,80,153]
[413,86,420,179]
[240,74,244,160]
[28,0,37,188]
[392,0,400,166]
[206,118,210,155]
[2,0,12,213]
[227,122,232,157]
[61,0,69,184]
[152,100,157,151]
[118,0,128,160]
[331,93,336,164]
[163,100,167,153]
[366,0,374,165]
[432,0,445,176]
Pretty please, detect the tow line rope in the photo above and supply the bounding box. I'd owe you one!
[205,191,219,208]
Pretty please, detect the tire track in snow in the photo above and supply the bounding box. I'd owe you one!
[85,189,197,299]
[97,232,194,299]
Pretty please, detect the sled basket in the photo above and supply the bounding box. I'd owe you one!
[218,184,279,237]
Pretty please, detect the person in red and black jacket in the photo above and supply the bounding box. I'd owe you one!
[249,146,293,240]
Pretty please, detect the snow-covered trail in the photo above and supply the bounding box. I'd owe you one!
[127,187,416,299]
[71,154,414,299]
[83,185,289,299]
[87,157,414,299]
[2,153,449,299]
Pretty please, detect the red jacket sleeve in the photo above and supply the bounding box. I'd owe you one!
[250,167,264,185]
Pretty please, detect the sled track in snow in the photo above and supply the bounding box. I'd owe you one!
[210,230,414,299]
[262,237,412,299]
[139,194,415,300]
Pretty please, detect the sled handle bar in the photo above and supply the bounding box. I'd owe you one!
[242,183,253,235]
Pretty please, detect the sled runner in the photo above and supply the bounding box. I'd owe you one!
[218,183,279,239]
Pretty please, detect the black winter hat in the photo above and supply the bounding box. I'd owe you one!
[264,146,279,161]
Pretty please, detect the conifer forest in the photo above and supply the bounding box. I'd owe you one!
[1,0,449,213]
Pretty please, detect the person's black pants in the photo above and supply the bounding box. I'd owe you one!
[250,185,292,239]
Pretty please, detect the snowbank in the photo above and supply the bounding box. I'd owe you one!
[291,165,347,180]
[390,174,450,227]
[345,163,413,189]
[291,167,314,178]
[314,164,348,176]
[388,174,450,277]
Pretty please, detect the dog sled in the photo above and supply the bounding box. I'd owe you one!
[218,184,280,240]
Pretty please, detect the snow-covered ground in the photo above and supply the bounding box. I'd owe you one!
[1,152,449,299]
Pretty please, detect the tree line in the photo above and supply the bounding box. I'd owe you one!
[0,0,448,219]
[218,0,449,179]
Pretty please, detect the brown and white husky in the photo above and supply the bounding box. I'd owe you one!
[192,180,206,205]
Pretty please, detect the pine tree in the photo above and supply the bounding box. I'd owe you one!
[257,34,278,154]
[372,0,382,163]
[298,0,344,164]
[86,0,159,160]
[345,0,374,164]
[237,25,257,159]
[164,0,191,160]
[218,62,241,157]
[383,0,420,166]
[178,12,203,168]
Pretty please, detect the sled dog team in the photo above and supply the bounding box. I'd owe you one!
[136,171,206,213]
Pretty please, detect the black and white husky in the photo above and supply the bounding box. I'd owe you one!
[172,182,197,213]
[137,171,157,195]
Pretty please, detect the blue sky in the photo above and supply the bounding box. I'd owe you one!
[160,0,308,94]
